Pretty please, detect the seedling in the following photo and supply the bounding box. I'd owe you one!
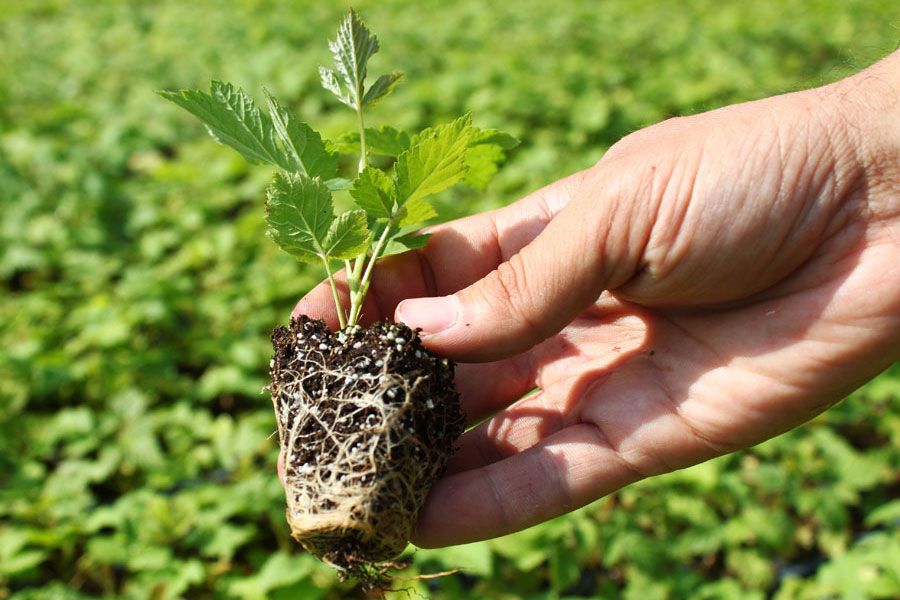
[160,9,515,330]
[160,9,515,586]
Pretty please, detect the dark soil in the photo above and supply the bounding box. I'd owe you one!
[267,316,465,584]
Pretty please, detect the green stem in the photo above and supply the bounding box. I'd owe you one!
[323,259,347,330]
[346,250,368,327]
[345,99,370,327]
[348,222,392,325]
[351,252,366,288]
[356,102,367,174]
[344,259,356,294]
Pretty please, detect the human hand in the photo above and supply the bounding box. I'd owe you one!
[290,51,900,547]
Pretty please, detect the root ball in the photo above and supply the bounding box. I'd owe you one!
[267,316,465,580]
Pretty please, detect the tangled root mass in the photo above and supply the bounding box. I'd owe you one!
[267,316,465,580]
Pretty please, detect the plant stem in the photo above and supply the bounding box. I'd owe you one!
[347,222,392,326]
[356,105,368,174]
[345,100,370,328]
[346,254,368,326]
[323,259,347,329]
[345,259,356,294]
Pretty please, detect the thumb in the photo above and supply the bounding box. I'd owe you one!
[396,168,639,362]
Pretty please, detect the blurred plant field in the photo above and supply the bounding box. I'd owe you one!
[2,0,900,598]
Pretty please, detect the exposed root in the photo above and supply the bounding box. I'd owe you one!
[267,316,464,586]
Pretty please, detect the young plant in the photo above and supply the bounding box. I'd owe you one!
[159,9,515,330]
[160,9,515,586]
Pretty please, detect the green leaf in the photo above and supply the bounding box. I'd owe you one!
[396,196,437,228]
[394,114,474,218]
[381,232,432,258]
[1,549,47,576]
[350,166,394,218]
[262,88,338,179]
[368,125,412,155]
[865,499,900,527]
[318,66,349,107]
[463,127,518,189]
[322,210,370,259]
[228,552,314,600]
[201,524,255,560]
[158,81,290,170]
[411,541,493,577]
[726,549,775,589]
[549,544,581,593]
[326,9,379,108]
[470,128,520,149]
[265,173,360,263]
[0,530,47,576]
[325,177,353,191]
[126,545,173,571]
[463,143,505,189]
[85,535,129,565]
[335,125,411,156]
[362,72,403,106]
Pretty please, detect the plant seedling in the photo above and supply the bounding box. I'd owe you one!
[160,9,516,586]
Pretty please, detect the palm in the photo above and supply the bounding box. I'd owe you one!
[416,236,896,546]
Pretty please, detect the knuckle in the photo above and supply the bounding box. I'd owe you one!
[485,254,544,337]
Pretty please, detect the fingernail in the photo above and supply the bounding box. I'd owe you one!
[396,295,458,334]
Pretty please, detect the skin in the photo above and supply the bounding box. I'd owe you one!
[281,50,900,548]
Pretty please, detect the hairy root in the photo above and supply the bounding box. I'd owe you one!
[267,316,464,585]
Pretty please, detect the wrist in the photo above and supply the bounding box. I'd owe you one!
[825,51,900,219]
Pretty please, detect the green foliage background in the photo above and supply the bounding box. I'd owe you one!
[2,1,900,598]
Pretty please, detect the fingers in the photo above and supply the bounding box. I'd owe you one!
[415,359,725,547]
[412,424,644,548]
[396,167,645,362]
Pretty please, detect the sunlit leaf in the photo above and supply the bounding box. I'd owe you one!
[350,166,394,218]
[158,81,291,170]
[265,173,369,264]
[263,88,338,179]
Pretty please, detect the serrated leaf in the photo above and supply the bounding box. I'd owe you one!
[459,127,518,189]
[263,89,338,179]
[369,126,412,155]
[335,126,411,156]
[362,72,403,106]
[350,167,394,218]
[264,173,335,264]
[158,81,291,170]
[381,232,432,257]
[396,197,438,228]
[395,114,474,208]
[327,9,379,108]
[463,143,505,189]
[318,66,351,107]
[322,210,370,259]
[331,133,359,154]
